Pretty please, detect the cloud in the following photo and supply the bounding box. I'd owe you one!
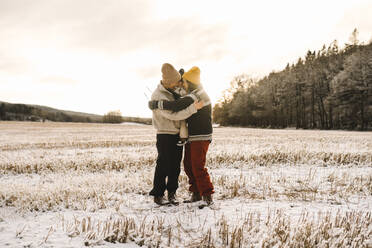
[0,58,31,74]
[39,76,77,85]
[0,0,231,80]
[153,19,230,64]
[0,1,155,52]
[136,66,160,80]
[61,5,230,63]
[133,19,230,79]
[335,1,372,43]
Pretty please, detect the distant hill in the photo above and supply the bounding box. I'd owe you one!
[0,101,151,125]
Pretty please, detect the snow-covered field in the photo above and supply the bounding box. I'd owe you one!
[0,121,371,247]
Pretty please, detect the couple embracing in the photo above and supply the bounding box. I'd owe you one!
[148,63,214,207]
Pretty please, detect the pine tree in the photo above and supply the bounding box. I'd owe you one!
[330,45,372,130]
[212,31,371,130]
[0,103,5,120]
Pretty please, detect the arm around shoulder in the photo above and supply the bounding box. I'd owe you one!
[161,96,195,112]
[157,103,197,121]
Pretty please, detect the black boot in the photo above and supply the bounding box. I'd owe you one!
[192,192,202,202]
[202,195,213,206]
[168,191,179,205]
[198,195,214,209]
[154,196,164,206]
[184,192,201,203]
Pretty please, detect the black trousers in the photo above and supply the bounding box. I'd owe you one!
[149,134,183,197]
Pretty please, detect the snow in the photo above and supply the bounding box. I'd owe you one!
[1,195,370,247]
[0,122,371,247]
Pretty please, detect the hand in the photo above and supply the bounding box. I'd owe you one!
[194,100,204,110]
[148,100,158,110]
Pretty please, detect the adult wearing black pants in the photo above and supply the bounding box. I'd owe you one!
[149,63,203,205]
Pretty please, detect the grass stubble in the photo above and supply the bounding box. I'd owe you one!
[0,122,371,247]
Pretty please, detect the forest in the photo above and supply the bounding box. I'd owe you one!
[0,101,99,123]
[0,101,151,124]
[213,30,372,130]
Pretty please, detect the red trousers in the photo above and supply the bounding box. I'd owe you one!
[184,141,214,196]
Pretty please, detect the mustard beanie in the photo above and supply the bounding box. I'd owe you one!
[161,63,181,85]
[183,66,200,85]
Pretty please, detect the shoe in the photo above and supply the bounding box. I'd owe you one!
[154,196,164,206]
[184,192,202,203]
[168,191,179,205]
[202,195,213,206]
[192,192,202,202]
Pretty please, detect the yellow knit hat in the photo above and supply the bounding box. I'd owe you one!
[183,66,200,85]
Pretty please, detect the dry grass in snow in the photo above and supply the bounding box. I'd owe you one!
[0,121,371,247]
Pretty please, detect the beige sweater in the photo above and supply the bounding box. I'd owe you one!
[151,83,197,134]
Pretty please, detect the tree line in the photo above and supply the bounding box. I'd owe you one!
[0,102,94,122]
[213,29,372,130]
[0,102,152,124]
[103,110,152,125]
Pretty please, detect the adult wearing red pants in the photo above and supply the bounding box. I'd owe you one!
[148,66,214,205]
[182,66,214,205]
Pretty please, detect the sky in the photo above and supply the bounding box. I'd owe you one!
[0,0,371,118]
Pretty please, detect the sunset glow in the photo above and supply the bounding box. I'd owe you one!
[0,0,371,117]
